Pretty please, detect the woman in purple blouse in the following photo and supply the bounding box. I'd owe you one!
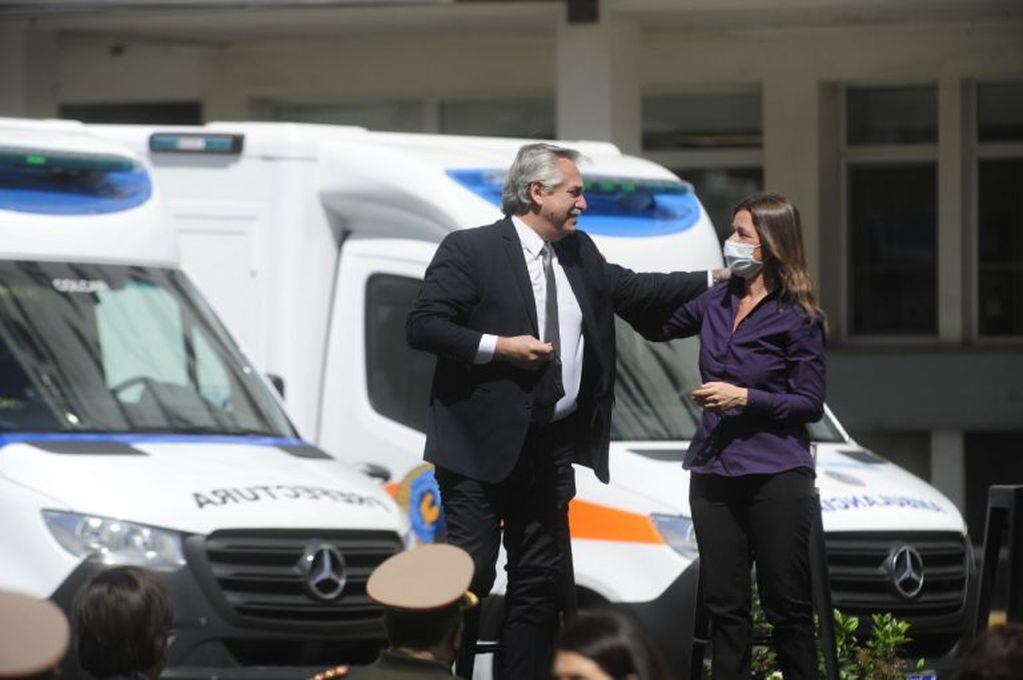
[657,194,826,680]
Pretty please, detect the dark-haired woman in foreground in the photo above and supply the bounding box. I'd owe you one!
[656,194,826,680]
[552,608,669,680]
[72,566,174,680]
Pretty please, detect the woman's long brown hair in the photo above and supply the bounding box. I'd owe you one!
[734,193,827,331]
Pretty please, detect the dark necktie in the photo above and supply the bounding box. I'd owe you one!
[541,243,561,358]
[532,243,564,427]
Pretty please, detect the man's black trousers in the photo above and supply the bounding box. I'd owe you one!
[435,414,576,680]
[690,468,818,680]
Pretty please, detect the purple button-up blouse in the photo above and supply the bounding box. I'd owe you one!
[659,280,826,476]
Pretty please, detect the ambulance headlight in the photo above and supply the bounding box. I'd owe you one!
[42,510,186,571]
[651,513,699,560]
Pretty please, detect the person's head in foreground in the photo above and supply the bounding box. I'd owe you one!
[72,566,173,680]
[552,608,668,680]
[0,589,70,680]
[957,623,1023,680]
[370,544,477,667]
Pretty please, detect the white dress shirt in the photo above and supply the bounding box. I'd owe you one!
[475,217,584,421]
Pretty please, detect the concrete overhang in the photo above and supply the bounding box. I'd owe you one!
[3,0,1021,46]
[0,1,560,45]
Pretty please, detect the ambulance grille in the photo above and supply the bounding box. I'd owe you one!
[825,531,969,618]
[199,529,403,624]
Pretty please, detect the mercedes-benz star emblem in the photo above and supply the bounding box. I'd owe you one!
[887,545,925,599]
[299,543,347,602]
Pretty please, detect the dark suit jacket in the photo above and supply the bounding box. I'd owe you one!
[406,217,707,484]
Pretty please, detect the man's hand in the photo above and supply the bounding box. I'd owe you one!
[711,267,732,285]
[691,381,748,412]
[496,335,554,370]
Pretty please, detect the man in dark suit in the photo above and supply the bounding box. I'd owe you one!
[407,143,718,680]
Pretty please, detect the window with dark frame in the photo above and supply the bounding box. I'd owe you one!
[270,98,557,138]
[976,82,1023,337]
[847,162,937,334]
[642,91,764,242]
[643,92,762,150]
[440,98,555,139]
[844,85,938,336]
[669,167,764,244]
[59,101,202,125]
[273,101,426,132]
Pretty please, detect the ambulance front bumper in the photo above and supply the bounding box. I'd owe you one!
[620,559,702,677]
[51,530,402,680]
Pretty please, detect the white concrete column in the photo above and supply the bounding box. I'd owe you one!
[200,49,250,122]
[26,30,58,117]
[762,69,821,286]
[422,98,441,134]
[555,3,641,154]
[931,428,966,513]
[937,74,966,343]
[817,83,844,338]
[202,90,250,122]
[0,21,58,118]
[0,21,30,117]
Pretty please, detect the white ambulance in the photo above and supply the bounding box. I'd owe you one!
[0,119,412,679]
[89,122,974,672]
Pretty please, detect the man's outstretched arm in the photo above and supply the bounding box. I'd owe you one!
[606,261,719,340]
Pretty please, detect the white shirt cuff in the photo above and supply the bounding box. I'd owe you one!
[475,333,498,364]
[707,270,715,288]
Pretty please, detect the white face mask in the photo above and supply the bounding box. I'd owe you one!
[723,239,763,279]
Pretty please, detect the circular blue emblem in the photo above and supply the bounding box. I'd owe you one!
[397,464,445,544]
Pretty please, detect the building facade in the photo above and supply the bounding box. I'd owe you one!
[2,0,1021,537]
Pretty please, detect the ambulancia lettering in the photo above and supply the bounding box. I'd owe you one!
[820,495,946,514]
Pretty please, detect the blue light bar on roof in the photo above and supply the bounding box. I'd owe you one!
[0,148,151,215]
[446,169,701,237]
[149,133,244,155]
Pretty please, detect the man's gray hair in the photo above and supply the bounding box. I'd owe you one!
[501,143,582,216]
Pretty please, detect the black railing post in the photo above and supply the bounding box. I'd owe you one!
[972,485,1023,637]
[811,489,841,680]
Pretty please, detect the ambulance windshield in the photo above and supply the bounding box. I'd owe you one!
[0,261,295,436]
[612,320,844,443]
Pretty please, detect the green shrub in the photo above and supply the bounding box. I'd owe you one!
[828,610,926,680]
[709,587,926,679]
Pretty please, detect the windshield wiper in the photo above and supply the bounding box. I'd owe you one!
[164,426,285,437]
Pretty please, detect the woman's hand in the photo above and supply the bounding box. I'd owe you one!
[691,382,748,412]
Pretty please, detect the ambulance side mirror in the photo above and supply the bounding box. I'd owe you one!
[268,373,285,398]
[358,462,392,484]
